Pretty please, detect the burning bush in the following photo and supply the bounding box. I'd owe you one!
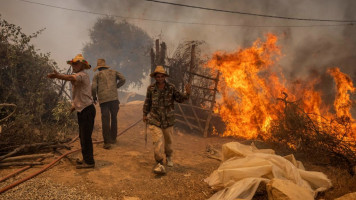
[269,92,356,172]
[206,33,356,171]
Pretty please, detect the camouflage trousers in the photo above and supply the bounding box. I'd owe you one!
[148,125,173,163]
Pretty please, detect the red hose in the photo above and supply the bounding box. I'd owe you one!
[0,166,31,183]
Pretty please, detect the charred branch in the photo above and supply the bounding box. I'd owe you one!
[270,93,356,174]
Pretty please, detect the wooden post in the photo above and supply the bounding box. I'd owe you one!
[155,39,160,65]
[159,42,166,66]
[188,44,196,84]
[177,103,193,130]
[150,48,155,84]
[204,71,220,137]
[187,44,204,133]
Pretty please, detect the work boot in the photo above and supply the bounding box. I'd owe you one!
[153,163,166,175]
[75,158,83,165]
[166,157,173,167]
[103,143,111,149]
[76,162,95,169]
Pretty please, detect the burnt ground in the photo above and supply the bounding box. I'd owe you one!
[0,101,355,200]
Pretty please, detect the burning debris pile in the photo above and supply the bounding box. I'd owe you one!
[206,34,356,170]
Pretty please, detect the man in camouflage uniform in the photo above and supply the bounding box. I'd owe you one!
[143,65,191,174]
[92,58,126,149]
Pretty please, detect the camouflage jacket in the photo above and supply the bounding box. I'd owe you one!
[143,81,189,128]
[92,69,125,104]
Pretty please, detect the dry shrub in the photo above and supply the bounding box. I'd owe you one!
[267,93,356,174]
[0,15,77,154]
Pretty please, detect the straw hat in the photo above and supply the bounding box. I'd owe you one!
[93,59,111,72]
[66,54,91,69]
[150,65,169,77]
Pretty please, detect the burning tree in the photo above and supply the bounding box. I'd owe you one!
[206,33,356,170]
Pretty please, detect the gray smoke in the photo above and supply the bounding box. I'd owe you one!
[79,0,356,89]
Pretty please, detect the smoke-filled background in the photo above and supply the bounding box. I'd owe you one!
[0,0,355,95]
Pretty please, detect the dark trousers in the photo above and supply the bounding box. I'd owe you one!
[77,104,96,164]
[100,100,119,144]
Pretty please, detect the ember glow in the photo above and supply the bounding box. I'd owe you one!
[206,33,356,141]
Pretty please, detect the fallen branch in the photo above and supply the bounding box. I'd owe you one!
[0,145,27,162]
[0,161,44,167]
[1,153,53,162]
[0,103,17,123]
[46,144,71,150]
[0,142,69,162]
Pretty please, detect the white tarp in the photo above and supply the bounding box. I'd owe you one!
[204,142,332,200]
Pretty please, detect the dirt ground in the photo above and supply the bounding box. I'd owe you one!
[0,101,355,200]
[0,102,235,200]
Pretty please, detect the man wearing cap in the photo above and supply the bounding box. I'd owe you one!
[92,59,126,149]
[47,54,96,169]
[143,65,191,174]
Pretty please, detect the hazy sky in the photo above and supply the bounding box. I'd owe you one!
[0,0,355,94]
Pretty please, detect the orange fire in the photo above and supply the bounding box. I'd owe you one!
[206,33,356,141]
[328,68,355,119]
[328,67,356,139]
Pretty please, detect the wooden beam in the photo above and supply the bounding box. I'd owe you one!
[191,85,217,91]
[193,96,215,103]
[177,103,193,130]
[155,39,160,64]
[0,162,44,167]
[1,153,53,162]
[164,66,217,81]
[186,71,218,81]
[204,71,220,137]
[177,103,210,112]
[150,48,155,84]
[175,113,207,123]
[186,44,204,133]
[175,119,201,131]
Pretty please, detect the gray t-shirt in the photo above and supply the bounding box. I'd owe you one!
[72,71,93,112]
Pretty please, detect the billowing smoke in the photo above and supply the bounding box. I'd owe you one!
[79,0,356,106]
[78,0,355,74]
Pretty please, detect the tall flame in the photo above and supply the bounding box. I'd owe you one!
[328,67,355,119]
[206,33,355,141]
[328,67,356,139]
[207,34,284,139]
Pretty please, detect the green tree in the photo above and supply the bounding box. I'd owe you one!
[0,15,73,145]
[83,17,153,89]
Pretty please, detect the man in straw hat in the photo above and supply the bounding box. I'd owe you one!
[47,54,96,169]
[92,58,125,149]
[143,65,191,174]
